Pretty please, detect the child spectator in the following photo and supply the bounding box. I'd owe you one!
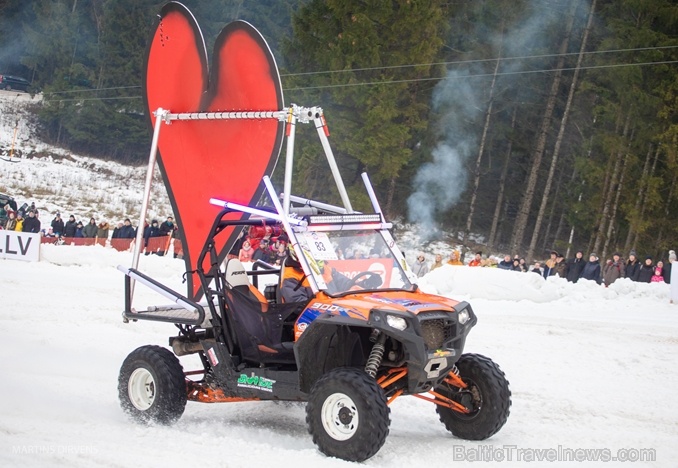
[75,222,85,237]
[651,266,665,283]
[238,239,253,262]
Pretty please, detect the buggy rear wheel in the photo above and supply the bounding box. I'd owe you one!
[306,368,390,462]
[118,345,186,425]
[435,353,511,440]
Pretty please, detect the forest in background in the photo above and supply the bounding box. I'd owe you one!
[0,0,676,261]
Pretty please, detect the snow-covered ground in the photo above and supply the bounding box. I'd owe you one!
[1,245,676,467]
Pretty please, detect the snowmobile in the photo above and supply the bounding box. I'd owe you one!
[117,3,510,462]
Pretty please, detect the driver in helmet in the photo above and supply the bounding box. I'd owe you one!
[280,248,381,302]
[280,249,314,303]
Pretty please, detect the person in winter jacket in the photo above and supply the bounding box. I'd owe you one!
[447,251,463,266]
[22,209,41,233]
[4,211,17,231]
[430,254,444,271]
[238,239,254,263]
[553,254,567,277]
[625,250,641,281]
[637,257,654,283]
[97,221,110,245]
[14,213,24,231]
[63,215,77,237]
[497,255,513,270]
[252,238,274,263]
[651,266,665,283]
[517,258,528,272]
[75,222,85,237]
[413,254,430,277]
[159,216,175,237]
[82,217,98,238]
[468,251,483,267]
[511,258,523,271]
[530,261,544,276]
[580,253,602,284]
[602,252,625,287]
[542,251,558,278]
[565,251,585,283]
[50,213,65,237]
[143,220,162,255]
[111,222,123,239]
[118,219,136,239]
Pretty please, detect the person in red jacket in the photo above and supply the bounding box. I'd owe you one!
[468,251,482,267]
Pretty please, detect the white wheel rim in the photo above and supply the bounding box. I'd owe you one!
[321,392,359,441]
[128,368,156,411]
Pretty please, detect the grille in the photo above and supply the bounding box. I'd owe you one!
[421,319,446,350]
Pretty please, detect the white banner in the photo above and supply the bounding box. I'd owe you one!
[0,231,40,262]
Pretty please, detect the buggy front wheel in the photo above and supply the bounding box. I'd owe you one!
[306,368,390,462]
[435,353,511,440]
[118,345,187,425]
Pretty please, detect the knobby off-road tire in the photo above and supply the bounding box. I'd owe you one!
[435,353,511,440]
[118,345,187,425]
[306,367,390,462]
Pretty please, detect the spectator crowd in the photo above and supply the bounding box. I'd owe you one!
[421,248,676,286]
[2,199,674,286]
[0,200,181,257]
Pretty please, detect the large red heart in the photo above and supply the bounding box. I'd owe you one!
[144,2,284,300]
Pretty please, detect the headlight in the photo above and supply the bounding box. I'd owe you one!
[458,309,470,325]
[386,314,408,331]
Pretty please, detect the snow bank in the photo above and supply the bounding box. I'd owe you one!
[418,264,671,304]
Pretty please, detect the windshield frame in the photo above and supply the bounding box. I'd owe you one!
[293,227,415,296]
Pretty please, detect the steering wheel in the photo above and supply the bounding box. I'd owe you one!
[346,271,383,290]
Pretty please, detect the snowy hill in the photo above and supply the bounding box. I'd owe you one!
[0,90,171,224]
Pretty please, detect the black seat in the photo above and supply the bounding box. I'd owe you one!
[223,259,296,364]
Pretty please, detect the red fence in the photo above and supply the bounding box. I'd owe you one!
[40,235,183,257]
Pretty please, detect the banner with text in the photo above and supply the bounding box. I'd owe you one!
[0,231,40,262]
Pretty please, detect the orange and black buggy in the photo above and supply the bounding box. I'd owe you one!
[117,3,510,463]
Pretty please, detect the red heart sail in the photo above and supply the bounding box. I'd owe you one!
[144,2,284,300]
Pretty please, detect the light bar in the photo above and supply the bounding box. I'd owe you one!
[308,214,383,224]
[307,222,392,232]
[209,198,307,226]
